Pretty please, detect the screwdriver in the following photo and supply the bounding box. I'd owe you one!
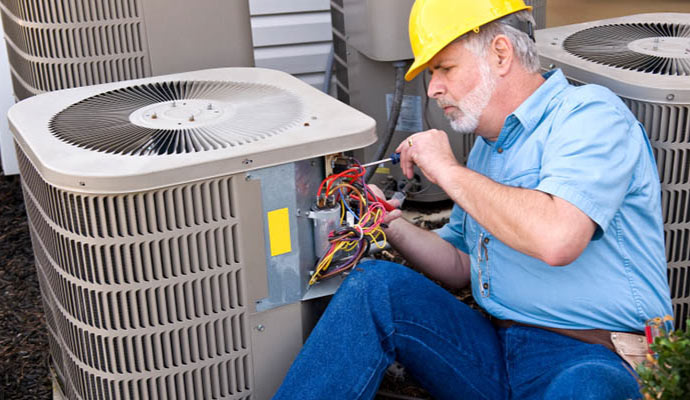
[360,153,401,169]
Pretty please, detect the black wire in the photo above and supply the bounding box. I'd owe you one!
[365,61,408,183]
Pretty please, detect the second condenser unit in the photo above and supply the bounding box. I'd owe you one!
[537,13,690,330]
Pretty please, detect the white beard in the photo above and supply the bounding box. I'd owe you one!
[439,60,497,134]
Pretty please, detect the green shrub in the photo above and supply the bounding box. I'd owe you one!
[636,320,690,400]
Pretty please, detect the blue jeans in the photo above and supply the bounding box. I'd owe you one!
[274,261,641,400]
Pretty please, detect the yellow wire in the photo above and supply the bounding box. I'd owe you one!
[367,228,387,249]
[310,242,347,285]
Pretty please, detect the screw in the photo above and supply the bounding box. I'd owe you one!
[151,113,158,119]
[189,115,195,122]
[548,64,556,69]
[245,174,252,181]
[667,94,675,101]
[296,209,301,216]
[207,104,213,110]
[242,159,253,165]
[304,122,310,127]
[256,324,265,332]
[79,181,85,186]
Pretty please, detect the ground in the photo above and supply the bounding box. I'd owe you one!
[0,173,52,399]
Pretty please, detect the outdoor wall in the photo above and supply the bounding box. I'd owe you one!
[249,0,332,88]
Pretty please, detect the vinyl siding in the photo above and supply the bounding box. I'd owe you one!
[249,0,332,89]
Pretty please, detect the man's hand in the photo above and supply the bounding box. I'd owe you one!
[366,184,402,225]
[395,129,460,185]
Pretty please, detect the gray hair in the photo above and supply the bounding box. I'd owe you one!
[457,10,541,73]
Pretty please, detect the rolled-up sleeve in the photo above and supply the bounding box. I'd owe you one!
[536,90,638,236]
[434,204,470,254]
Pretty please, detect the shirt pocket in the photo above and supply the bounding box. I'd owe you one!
[503,168,541,190]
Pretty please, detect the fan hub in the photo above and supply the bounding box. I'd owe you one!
[129,100,232,129]
[628,37,690,59]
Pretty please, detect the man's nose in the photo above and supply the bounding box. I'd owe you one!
[427,73,444,99]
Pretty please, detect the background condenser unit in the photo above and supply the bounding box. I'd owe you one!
[536,13,690,330]
[0,0,255,100]
[0,0,255,176]
[8,67,375,400]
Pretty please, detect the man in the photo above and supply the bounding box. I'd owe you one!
[274,0,673,398]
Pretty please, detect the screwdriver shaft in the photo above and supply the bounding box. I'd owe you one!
[361,157,393,169]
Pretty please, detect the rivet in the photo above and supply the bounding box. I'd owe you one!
[151,113,158,119]
[189,115,195,122]
[667,94,675,101]
[548,64,556,69]
[256,324,265,332]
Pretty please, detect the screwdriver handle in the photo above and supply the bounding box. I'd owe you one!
[389,152,400,165]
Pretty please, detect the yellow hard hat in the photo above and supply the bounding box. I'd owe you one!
[406,0,532,81]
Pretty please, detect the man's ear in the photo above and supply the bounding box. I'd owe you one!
[490,34,513,76]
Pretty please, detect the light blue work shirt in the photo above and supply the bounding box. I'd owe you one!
[436,69,673,332]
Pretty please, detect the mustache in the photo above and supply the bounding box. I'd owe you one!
[436,99,457,108]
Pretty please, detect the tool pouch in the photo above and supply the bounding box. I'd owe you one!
[610,332,648,370]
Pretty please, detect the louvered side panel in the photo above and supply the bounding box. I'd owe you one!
[16,143,255,400]
[0,0,150,99]
[624,97,690,331]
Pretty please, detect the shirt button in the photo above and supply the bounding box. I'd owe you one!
[497,147,504,154]
[483,237,490,244]
[483,283,489,290]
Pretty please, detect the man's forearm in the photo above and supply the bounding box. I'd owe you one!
[437,165,594,266]
[384,217,470,289]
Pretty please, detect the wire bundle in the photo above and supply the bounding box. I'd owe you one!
[309,163,388,285]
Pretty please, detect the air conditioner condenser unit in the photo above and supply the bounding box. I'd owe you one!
[9,67,376,400]
[536,13,690,330]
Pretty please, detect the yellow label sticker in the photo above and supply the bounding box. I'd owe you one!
[267,208,292,256]
[375,167,391,175]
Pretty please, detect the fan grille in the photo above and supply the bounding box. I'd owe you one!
[563,23,690,76]
[49,80,304,155]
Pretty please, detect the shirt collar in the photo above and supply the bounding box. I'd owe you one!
[487,69,569,149]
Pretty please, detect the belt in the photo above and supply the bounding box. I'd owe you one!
[490,318,642,354]
[490,318,649,369]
